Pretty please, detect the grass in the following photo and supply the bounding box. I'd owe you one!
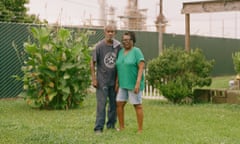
[1,75,240,144]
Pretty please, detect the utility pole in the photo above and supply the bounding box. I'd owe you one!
[156,0,167,54]
[158,0,163,54]
[99,0,106,26]
[235,12,237,38]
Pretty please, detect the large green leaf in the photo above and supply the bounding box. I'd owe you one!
[24,43,37,54]
[60,63,76,71]
[63,73,70,79]
[58,28,71,42]
[48,92,57,102]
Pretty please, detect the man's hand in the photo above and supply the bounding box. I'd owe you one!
[92,79,98,88]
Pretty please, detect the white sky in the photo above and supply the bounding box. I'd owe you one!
[27,0,240,39]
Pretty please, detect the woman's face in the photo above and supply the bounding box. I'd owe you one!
[122,35,133,49]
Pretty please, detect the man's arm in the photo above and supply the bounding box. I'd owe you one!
[90,59,97,88]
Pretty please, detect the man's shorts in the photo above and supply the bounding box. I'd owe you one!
[116,88,142,104]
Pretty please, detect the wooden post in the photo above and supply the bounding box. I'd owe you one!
[185,13,190,52]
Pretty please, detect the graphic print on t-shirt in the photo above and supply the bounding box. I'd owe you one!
[104,52,116,68]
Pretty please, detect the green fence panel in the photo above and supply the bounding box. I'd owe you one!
[0,23,29,98]
[163,34,240,76]
[0,23,159,98]
[1,22,240,98]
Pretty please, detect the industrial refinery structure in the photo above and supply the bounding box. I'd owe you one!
[84,0,167,32]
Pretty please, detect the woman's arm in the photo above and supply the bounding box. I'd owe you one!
[134,61,145,94]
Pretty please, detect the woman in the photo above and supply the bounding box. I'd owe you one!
[116,31,145,133]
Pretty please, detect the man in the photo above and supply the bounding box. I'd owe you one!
[90,24,121,133]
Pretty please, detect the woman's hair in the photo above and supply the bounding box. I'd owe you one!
[123,31,136,45]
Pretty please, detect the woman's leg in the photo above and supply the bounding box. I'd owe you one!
[117,101,126,130]
[134,104,143,133]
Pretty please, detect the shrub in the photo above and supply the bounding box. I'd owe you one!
[232,51,240,75]
[14,26,91,109]
[146,47,214,104]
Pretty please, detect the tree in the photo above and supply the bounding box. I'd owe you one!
[0,0,46,23]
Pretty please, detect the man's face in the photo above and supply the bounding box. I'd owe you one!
[104,28,115,41]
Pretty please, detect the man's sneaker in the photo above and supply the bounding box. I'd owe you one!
[107,125,115,129]
[94,130,102,135]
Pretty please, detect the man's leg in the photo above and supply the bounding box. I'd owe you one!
[94,86,107,132]
[106,86,117,129]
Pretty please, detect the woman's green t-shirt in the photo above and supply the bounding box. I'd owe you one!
[116,47,145,91]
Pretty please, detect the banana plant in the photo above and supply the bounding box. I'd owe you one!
[15,26,91,109]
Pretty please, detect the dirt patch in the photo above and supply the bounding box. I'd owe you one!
[0,97,23,101]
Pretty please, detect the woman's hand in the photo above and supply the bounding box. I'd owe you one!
[134,83,140,94]
[115,83,119,93]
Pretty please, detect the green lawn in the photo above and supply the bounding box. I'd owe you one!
[1,93,240,144]
[1,75,240,144]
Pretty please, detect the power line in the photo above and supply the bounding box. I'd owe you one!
[63,0,99,9]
